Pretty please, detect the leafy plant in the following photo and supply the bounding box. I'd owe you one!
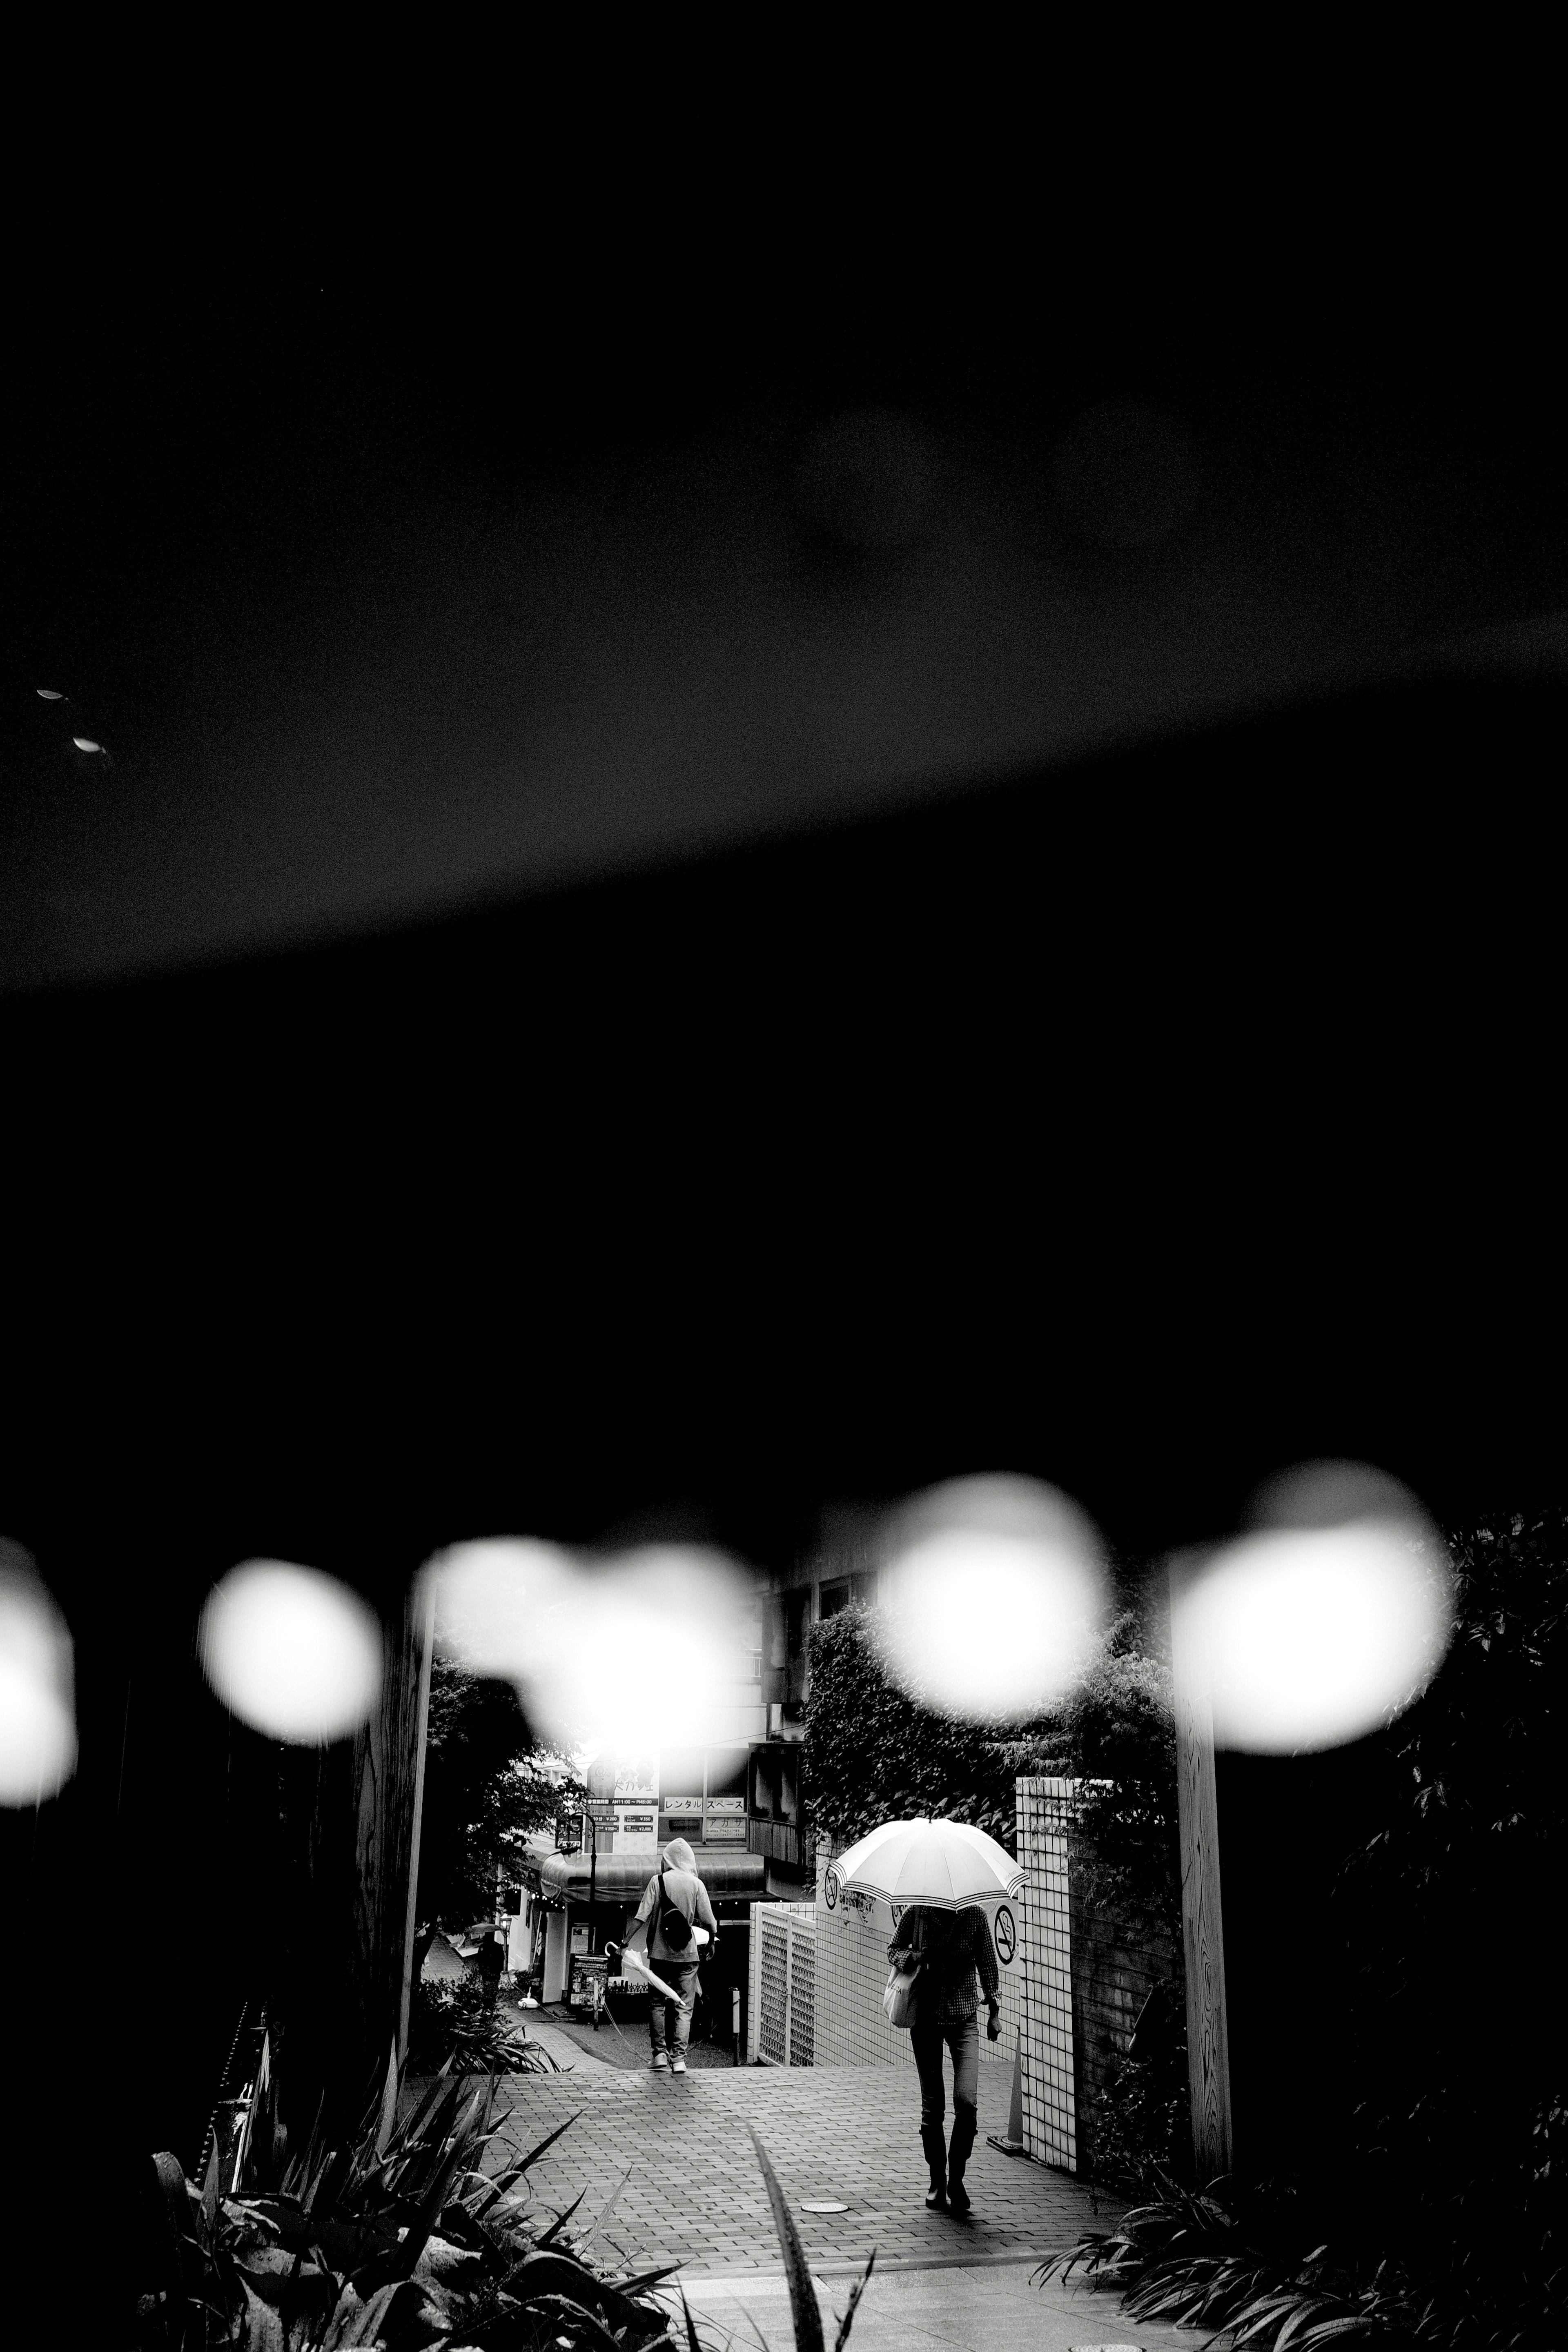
[1319,1510,1568,2352]
[137,2039,694,2351]
[746,2126,875,2352]
[138,2061,875,2350]
[407,1976,562,2078]
[1035,2177,1439,2350]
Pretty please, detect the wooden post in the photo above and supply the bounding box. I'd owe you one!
[397,1575,437,2065]
[1169,1554,1234,2185]
[348,1583,427,2104]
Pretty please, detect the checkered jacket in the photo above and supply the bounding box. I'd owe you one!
[886,1904,1000,2025]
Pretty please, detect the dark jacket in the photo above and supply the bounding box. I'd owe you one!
[887,1903,1000,2025]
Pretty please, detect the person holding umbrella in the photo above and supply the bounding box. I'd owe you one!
[835,1816,1015,2217]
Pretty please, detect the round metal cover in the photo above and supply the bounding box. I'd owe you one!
[799,2199,849,2214]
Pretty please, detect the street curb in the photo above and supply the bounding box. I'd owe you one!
[679,2248,1063,2283]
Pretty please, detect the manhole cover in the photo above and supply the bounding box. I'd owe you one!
[799,2200,849,2214]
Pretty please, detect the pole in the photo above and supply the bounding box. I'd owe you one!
[396,1575,438,2069]
[1169,1553,1234,2185]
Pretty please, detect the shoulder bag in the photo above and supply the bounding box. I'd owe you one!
[882,1909,923,2029]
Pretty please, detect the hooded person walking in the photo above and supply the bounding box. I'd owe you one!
[629,1838,717,2073]
[886,1902,1001,2215]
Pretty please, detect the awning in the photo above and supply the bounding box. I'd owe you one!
[538,1850,767,1904]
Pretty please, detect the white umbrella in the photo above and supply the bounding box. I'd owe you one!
[829,1815,1022,1911]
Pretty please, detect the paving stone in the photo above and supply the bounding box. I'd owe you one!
[486,2062,1126,2276]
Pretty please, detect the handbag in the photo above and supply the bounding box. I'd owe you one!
[882,1911,923,2029]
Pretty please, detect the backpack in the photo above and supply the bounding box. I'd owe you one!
[655,1867,693,1953]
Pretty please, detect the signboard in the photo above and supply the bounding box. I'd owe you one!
[614,1754,659,1802]
[570,1922,589,1954]
[662,1795,704,1813]
[612,1806,658,1853]
[569,1954,608,2009]
[992,1903,1017,1967]
[706,1796,745,1813]
[706,1815,747,1842]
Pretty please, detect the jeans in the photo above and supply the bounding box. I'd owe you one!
[911,2010,980,2165]
[648,1962,699,2057]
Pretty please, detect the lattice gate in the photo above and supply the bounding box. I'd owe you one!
[747,1902,816,2065]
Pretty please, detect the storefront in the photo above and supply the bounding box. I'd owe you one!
[533,1847,766,2028]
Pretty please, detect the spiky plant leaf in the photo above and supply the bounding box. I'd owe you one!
[373,2037,401,2158]
[833,2248,876,2352]
[747,2126,824,2352]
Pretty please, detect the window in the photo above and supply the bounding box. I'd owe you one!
[785,1591,808,1659]
[818,1579,851,1620]
[706,1747,748,1802]
[750,1747,780,1817]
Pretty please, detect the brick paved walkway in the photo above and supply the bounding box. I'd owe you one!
[481,2062,1124,2276]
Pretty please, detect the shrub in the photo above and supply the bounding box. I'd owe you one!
[407,1974,561,2078]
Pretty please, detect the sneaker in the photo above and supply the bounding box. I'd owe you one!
[652,2052,670,2071]
[670,2058,687,2074]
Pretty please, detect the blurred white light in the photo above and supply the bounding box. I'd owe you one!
[876,1476,1109,1721]
[1175,1463,1453,1753]
[420,1539,575,1679]
[37,688,64,699]
[416,1537,756,1757]
[529,1546,755,1755]
[199,1560,383,1742]
[0,1546,77,1805]
[72,737,103,753]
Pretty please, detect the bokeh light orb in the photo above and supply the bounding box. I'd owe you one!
[0,1543,77,1805]
[199,1560,383,1743]
[876,1475,1109,1721]
[1176,1462,1454,1753]
[528,1546,753,1755]
[420,1538,574,1680]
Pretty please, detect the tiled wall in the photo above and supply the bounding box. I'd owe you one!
[1016,1778,1078,2170]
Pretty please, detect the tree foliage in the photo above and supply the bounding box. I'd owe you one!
[417,1661,583,1930]
[804,1600,1177,1873]
[802,1604,1018,1847]
[1327,1508,1568,2348]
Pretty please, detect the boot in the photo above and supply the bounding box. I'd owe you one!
[920,2124,948,2209]
[947,2107,976,2217]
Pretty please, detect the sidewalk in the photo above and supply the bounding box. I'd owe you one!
[687,2261,1202,2352]
[483,2058,1132,2277]
[519,2005,738,2070]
